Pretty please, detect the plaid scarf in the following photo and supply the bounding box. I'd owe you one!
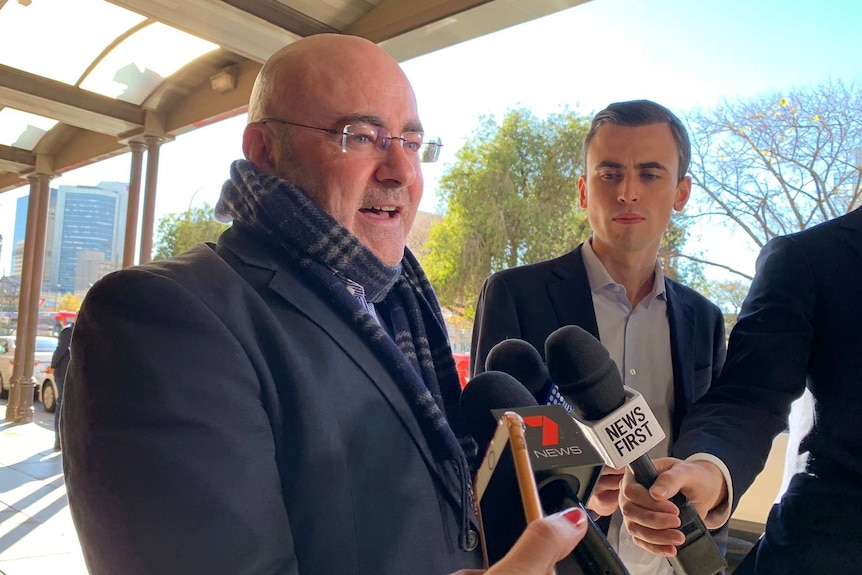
[215,159,477,549]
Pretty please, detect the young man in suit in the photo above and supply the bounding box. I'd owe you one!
[471,100,728,575]
[61,34,588,575]
[620,206,862,574]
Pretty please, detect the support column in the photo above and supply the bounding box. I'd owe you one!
[5,175,39,422]
[9,173,52,423]
[123,141,145,268]
[138,135,164,264]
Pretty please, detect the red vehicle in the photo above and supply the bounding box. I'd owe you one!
[0,310,77,337]
[453,352,470,389]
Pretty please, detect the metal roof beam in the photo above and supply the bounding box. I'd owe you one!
[347,0,494,43]
[106,0,301,62]
[0,143,35,172]
[0,64,144,136]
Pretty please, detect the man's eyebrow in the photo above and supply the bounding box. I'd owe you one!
[594,160,670,171]
[595,160,625,170]
[635,161,669,171]
[335,115,424,133]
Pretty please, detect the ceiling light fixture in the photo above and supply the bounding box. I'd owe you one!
[209,67,237,93]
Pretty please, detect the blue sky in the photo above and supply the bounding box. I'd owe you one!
[2,0,860,278]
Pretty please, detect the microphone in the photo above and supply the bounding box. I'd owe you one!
[485,338,573,411]
[545,325,726,575]
[461,369,539,450]
[462,370,629,575]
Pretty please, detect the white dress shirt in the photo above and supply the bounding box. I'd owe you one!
[582,239,676,575]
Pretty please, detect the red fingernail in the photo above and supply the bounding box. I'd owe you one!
[563,508,585,528]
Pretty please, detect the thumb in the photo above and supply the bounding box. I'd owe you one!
[646,458,688,502]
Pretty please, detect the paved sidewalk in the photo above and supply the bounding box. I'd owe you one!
[0,401,88,575]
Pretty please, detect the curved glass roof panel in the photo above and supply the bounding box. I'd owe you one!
[0,0,146,85]
[0,108,58,149]
[80,22,219,104]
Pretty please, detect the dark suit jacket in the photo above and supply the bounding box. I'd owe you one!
[673,207,862,573]
[63,225,482,575]
[471,244,726,438]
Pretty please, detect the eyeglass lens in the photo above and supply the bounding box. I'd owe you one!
[342,124,441,163]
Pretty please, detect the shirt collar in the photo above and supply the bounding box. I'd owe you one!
[581,238,666,306]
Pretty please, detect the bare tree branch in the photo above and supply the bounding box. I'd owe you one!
[674,253,754,281]
[685,80,862,251]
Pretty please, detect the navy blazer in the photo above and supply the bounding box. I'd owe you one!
[673,207,862,573]
[63,224,482,575]
[471,244,726,440]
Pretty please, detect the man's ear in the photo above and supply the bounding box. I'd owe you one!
[673,175,692,211]
[578,174,588,209]
[242,124,277,174]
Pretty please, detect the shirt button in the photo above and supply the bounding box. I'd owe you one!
[629,368,637,376]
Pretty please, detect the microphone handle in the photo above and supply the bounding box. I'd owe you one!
[540,478,630,575]
[628,457,726,575]
[572,506,631,575]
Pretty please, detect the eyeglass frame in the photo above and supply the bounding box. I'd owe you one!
[257,117,442,163]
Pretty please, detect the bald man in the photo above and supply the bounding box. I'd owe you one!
[62,35,587,575]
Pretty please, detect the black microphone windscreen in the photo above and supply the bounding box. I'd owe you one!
[545,325,625,420]
[484,339,551,398]
[460,370,538,450]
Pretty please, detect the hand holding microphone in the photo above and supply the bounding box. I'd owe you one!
[588,466,626,518]
[619,457,728,557]
[545,325,726,575]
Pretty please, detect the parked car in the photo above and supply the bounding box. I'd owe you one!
[39,369,59,413]
[0,335,58,399]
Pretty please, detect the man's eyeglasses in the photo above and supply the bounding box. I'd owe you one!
[259,118,443,163]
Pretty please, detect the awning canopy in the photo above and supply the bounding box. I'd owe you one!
[0,0,590,193]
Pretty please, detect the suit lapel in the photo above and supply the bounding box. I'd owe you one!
[267,266,464,506]
[547,246,600,338]
[665,280,696,436]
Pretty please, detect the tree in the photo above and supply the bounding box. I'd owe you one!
[701,278,751,334]
[153,203,229,260]
[660,214,706,291]
[424,109,591,318]
[685,80,862,278]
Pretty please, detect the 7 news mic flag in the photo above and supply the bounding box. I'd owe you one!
[489,405,603,505]
[492,405,629,575]
[462,371,629,575]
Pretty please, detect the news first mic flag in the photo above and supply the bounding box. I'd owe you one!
[490,405,604,504]
[569,386,666,469]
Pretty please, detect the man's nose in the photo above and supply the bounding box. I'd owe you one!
[376,139,416,186]
[617,177,639,203]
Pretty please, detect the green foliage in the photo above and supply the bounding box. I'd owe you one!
[700,278,752,334]
[153,203,229,260]
[424,108,592,317]
[659,213,706,291]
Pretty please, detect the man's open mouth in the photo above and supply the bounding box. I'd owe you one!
[360,206,400,218]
